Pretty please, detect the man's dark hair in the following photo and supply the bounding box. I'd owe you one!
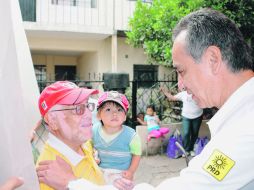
[172,8,253,72]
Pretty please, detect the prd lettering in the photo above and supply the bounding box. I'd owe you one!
[207,165,220,175]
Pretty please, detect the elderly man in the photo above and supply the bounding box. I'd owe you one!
[36,81,105,189]
[37,8,254,190]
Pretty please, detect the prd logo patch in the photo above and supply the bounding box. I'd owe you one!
[41,100,48,111]
[203,149,235,181]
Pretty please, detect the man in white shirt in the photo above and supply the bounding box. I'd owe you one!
[161,88,203,157]
[36,8,254,190]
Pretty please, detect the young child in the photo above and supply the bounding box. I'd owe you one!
[92,91,141,184]
[136,112,145,125]
[139,105,169,141]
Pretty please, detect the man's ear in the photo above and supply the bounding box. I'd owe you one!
[45,112,59,131]
[43,114,49,124]
[204,46,223,75]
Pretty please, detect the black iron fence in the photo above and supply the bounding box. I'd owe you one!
[37,78,217,128]
[37,78,183,127]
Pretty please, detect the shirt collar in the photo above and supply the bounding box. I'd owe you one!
[208,77,254,136]
[47,133,84,166]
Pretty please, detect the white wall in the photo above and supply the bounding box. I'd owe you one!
[28,36,102,52]
[32,55,77,80]
[24,0,140,34]
[114,0,136,30]
[35,0,114,33]
[29,35,152,81]
[159,66,175,80]
[25,0,154,81]
[117,37,147,79]
[96,37,112,74]
[77,52,98,80]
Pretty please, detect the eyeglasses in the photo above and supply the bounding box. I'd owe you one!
[50,103,95,115]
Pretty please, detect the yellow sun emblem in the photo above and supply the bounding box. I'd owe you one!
[212,155,227,170]
[203,149,235,181]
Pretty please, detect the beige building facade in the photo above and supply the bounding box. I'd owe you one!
[21,0,170,84]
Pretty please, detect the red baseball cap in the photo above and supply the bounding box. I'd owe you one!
[38,81,98,116]
[97,91,129,112]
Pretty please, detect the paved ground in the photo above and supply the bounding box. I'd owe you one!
[134,154,188,187]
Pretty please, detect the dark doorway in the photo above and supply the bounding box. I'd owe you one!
[133,64,158,88]
[55,66,76,81]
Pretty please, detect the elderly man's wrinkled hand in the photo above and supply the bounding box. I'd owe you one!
[113,177,134,190]
[36,156,76,190]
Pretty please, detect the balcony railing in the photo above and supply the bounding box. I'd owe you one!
[19,0,140,32]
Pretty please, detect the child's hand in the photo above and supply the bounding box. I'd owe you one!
[155,116,161,123]
[137,118,142,124]
[160,86,166,93]
[122,170,134,180]
[137,118,146,125]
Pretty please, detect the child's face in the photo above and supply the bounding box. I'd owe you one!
[146,108,154,116]
[97,102,127,128]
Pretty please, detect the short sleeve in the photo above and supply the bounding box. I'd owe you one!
[129,134,142,155]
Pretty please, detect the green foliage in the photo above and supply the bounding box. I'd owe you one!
[126,0,203,66]
[127,0,254,66]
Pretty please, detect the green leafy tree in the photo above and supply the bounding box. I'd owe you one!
[126,0,203,66]
[127,0,254,66]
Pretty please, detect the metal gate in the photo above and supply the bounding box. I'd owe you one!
[36,70,181,128]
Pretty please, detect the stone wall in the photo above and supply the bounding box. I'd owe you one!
[136,120,210,155]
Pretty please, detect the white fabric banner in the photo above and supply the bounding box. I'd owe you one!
[0,0,40,189]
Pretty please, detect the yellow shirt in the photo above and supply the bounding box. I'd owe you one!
[36,134,105,190]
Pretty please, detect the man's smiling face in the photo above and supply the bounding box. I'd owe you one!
[172,31,215,108]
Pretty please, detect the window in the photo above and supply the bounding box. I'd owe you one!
[34,65,47,92]
[34,65,47,81]
[55,66,76,81]
[19,0,36,22]
[51,0,97,8]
